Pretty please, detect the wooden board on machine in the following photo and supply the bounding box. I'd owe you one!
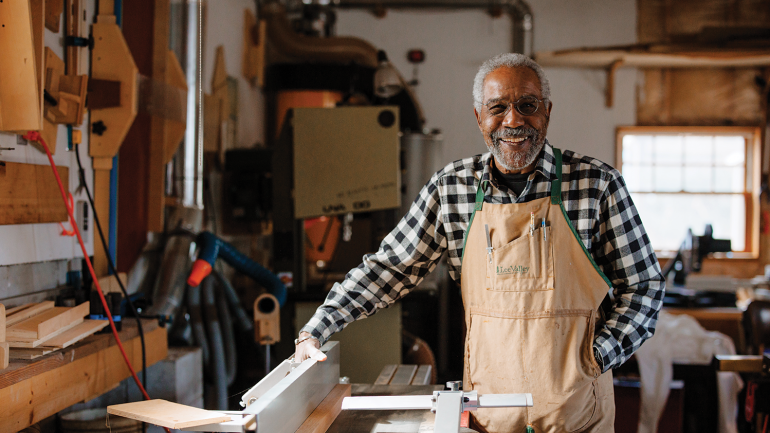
[0,161,69,225]
[108,400,232,429]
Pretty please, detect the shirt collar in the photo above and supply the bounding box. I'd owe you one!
[482,140,556,188]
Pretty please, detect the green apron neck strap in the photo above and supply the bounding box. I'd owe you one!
[550,148,563,205]
[475,179,488,211]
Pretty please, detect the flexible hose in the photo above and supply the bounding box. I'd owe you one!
[202,276,228,409]
[211,269,253,332]
[21,131,170,433]
[215,286,237,386]
[186,283,210,368]
[189,231,287,306]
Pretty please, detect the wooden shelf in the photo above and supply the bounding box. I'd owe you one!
[0,319,168,433]
[534,43,770,107]
[535,47,770,69]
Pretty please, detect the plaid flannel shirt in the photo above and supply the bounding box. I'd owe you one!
[302,141,665,372]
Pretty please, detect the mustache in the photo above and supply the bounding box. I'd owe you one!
[491,126,539,141]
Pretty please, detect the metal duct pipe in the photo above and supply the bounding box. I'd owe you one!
[334,0,532,55]
[292,0,534,56]
[261,2,379,68]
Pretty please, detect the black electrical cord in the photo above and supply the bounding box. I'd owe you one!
[74,143,147,388]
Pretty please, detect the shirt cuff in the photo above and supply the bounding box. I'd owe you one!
[593,345,605,373]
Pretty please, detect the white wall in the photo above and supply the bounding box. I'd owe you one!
[0,1,96,266]
[336,0,637,167]
[204,0,265,149]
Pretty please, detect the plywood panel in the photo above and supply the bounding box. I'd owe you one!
[637,68,764,126]
[107,400,231,429]
[0,162,68,225]
[0,0,42,131]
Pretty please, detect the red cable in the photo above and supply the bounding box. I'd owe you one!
[24,132,171,432]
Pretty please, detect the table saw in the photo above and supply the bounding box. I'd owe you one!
[107,341,533,432]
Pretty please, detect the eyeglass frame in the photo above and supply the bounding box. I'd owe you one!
[481,95,549,118]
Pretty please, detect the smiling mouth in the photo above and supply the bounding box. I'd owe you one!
[498,136,529,145]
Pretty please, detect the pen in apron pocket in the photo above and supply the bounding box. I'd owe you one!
[484,224,493,263]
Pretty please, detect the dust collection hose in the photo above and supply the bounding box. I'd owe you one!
[187,231,287,306]
[202,276,228,410]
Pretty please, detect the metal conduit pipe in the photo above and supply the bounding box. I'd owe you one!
[319,0,533,56]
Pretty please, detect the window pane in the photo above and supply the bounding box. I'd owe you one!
[683,135,714,166]
[654,166,682,192]
[622,165,653,192]
[714,167,745,193]
[683,166,712,192]
[714,136,745,167]
[630,193,745,251]
[654,136,683,165]
[623,135,653,165]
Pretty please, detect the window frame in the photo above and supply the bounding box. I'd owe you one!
[615,126,762,259]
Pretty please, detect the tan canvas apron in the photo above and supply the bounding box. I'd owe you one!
[461,148,615,433]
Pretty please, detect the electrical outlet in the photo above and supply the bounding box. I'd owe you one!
[76,200,89,243]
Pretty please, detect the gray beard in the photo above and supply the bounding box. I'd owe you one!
[487,128,546,171]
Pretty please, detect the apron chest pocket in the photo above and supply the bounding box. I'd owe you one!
[486,226,554,292]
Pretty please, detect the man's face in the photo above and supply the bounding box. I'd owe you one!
[474,66,552,174]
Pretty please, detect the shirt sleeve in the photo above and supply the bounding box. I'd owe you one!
[591,170,666,372]
[301,177,448,344]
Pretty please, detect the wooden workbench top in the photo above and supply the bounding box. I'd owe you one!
[0,319,168,432]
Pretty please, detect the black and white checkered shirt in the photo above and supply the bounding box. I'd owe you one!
[302,141,665,372]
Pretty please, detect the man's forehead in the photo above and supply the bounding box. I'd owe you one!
[482,66,542,101]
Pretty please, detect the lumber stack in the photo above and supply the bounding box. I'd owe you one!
[4,301,108,360]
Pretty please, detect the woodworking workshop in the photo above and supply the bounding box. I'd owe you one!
[4,0,770,432]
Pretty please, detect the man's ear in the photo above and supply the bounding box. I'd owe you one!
[546,101,553,117]
[474,108,481,129]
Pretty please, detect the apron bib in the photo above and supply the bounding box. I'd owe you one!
[460,148,615,433]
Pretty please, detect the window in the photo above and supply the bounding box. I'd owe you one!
[616,127,761,257]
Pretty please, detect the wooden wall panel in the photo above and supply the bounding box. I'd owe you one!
[0,162,68,225]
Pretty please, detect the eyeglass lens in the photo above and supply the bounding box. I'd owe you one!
[487,96,540,117]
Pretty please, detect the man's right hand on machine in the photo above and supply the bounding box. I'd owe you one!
[294,331,327,363]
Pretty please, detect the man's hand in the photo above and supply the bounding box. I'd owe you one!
[294,332,327,363]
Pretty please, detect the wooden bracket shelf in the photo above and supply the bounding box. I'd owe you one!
[0,320,168,432]
[535,44,770,107]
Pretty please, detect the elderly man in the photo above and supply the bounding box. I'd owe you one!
[295,53,665,433]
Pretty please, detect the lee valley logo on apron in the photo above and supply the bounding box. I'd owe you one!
[496,265,529,275]
[460,148,616,433]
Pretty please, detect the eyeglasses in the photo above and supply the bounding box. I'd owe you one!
[484,95,546,117]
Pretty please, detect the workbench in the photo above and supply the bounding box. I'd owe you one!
[0,319,167,432]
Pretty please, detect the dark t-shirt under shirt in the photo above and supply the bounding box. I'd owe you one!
[491,165,532,197]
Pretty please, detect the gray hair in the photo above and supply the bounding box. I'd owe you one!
[473,53,551,112]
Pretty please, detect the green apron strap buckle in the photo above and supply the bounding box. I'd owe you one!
[474,180,487,211]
